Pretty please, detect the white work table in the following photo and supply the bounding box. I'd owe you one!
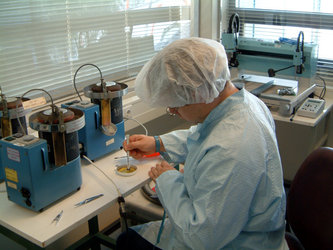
[0,150,160,249]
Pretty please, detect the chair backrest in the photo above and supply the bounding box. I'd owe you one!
[286,147,333,250]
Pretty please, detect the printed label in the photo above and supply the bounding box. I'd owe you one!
[7,147,20,162]
[22,97,47,109]
[7,181,17,190]
[5,168,18,183]
[106,138,115,146]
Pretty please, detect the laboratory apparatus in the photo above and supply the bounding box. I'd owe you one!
[0,87,29,182]
[221,15,317,78]
[297,98,325,118]
[62,64,128,161]
[221,16,318,116]
[0,89,85,211]
[232,74,316,116]
[226,35,318,79]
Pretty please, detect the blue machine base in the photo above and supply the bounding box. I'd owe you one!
[62,102,125,161]
[0,137,82,212]
[0,159,4,182]
[0,170,4,183]
[0,150,3,182]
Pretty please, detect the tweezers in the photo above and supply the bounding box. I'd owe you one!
[52,210,63,225]
[74,194,104,207]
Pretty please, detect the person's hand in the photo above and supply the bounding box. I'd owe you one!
[149,161,176,182]
[123,134,155,159]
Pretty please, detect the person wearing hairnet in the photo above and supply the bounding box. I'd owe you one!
[116,37,288,250]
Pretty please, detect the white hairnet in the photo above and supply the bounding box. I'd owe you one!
[135,37,230,107]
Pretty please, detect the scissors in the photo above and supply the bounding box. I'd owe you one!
[52,210,63,225]
[74,194,104,207]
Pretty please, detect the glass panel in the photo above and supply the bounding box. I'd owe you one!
[228,0,333,85]
[127,0,191,9]
[238,0,321,13]
[0,0,192,99]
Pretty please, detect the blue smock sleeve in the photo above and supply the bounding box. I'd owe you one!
[159,125,198,164]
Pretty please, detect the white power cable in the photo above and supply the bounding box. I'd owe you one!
[124,116,148,136]
[82,155,122,197]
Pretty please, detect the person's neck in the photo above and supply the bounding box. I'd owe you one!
[198,81,239,122]
[208,81,238,110]
[216,81,239,104]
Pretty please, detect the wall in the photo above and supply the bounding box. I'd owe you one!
[322,89,333,147]
[199,0,221,41]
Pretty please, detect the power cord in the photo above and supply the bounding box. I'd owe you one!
[73,63,103,101]
[315,75,326,100]
[124,115,168,248]
[289,108,297,122]
[123,116,148,136]
[296,31,305,74]
[82,155,129,232]
[226,13,240,68]
[15,97,28,137]
[268,31,305,77]
[227,13,240,34]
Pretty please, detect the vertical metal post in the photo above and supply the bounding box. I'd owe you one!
[88,216,101,250]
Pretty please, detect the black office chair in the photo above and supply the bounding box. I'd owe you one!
[285,147,333,250]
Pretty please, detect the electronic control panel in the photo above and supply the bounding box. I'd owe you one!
[2,134,40,146]
[298,98,325,118]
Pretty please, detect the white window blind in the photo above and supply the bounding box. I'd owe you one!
[223,0,333,88]
[0,0,192,100]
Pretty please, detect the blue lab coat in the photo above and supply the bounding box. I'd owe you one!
[133,88,288,249]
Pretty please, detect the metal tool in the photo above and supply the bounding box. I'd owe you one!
[75,193,104,207]
[52,210,63,225]
[126,134,130,170]
[250,80,274,97]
